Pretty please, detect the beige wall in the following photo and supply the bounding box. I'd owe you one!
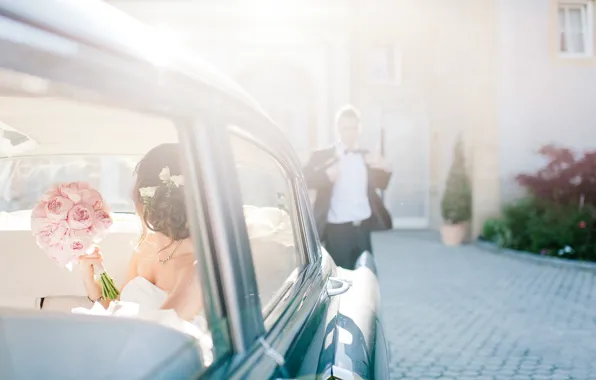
[498,0,596,204]
[435,0,501,237]
[350,0,501,236]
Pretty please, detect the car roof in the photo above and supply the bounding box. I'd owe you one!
[0,0,304,162]
[0,0,272,125]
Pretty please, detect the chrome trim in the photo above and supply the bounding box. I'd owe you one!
[322,365,366,380]
[258,337,286,367]
[178,124,228,356]
[191,118,263,353]
[296,180,323,263]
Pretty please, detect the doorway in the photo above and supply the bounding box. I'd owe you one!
[380,107,430,229]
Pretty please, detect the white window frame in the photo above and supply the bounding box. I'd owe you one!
[558,0,594,58]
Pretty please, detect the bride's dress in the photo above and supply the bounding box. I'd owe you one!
[119,276,168,311]
[72,276,213,365]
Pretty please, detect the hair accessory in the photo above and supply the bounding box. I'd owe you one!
[159,166,184,187]
[138,166,184,202]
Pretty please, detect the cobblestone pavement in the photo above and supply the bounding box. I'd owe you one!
[374,231,596,380]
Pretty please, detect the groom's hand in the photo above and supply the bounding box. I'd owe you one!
[366,152,391,172]
[325,163,340,182]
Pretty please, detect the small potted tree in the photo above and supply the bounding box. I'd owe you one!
[440,135,472,245]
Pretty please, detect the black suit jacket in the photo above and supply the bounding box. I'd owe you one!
[303,146,393,239]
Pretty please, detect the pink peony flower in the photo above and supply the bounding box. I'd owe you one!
[65,229,93,256]
[40,185,61,202]
[46,244,74,267]
[35,221,69,248]
[45,195,74,221]
[81,189,104,211]
[31,203,48,222]
[31,212,52,232]
[67,203,95,230]
[92,210,113,234]
[58,182,80,201]
[579,221,587,229]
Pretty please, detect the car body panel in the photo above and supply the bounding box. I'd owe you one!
[278,251,389,380]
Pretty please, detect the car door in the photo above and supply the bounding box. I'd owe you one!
[197,121,389,380]
[185,112,348,379]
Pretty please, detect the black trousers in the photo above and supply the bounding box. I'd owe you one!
[324,219,372,269]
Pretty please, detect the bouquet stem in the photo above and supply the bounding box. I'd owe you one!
[94,263,119,301]
[99,271,119,301]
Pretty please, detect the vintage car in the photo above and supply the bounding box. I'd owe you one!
[0,1,389,379]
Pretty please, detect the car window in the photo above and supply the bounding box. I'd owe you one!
[0,155,139,212]
[229,132,304,317]
[0,67,228,376]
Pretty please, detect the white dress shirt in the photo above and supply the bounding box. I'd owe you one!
[327,144,372,224]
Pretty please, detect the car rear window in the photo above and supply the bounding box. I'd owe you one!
[0,155,140,215]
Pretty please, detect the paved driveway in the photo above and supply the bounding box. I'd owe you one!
[374,231,596,380]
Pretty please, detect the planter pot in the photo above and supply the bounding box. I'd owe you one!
[440,222,469,246]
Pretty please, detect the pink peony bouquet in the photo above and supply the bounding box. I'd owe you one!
[31,182,119,300]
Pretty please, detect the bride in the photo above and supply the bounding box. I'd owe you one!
[78,143,203,322]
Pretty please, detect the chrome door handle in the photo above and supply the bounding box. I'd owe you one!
[326,277,352,297]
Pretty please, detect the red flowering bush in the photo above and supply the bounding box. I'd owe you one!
[516,145,596,208]
[482,145,596,262]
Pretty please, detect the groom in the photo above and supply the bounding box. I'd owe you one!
[303,105,392,269]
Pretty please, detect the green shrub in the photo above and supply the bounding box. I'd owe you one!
[487,197,596,261]
[482,218,500,241]
[441,135,472,224]
[482,218,512,248]
[525,202,592,259]
[501,197,542,250]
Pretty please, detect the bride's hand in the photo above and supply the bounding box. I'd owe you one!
[78,247,104,279]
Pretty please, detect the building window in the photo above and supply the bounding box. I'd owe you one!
[367,44,402,85]
[558,1,594,56]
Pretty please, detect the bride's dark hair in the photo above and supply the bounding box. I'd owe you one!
[133,143,189,242]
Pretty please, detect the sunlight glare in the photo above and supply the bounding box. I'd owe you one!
[145,24,187,67]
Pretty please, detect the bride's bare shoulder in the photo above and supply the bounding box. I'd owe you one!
[134,235,158,259]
